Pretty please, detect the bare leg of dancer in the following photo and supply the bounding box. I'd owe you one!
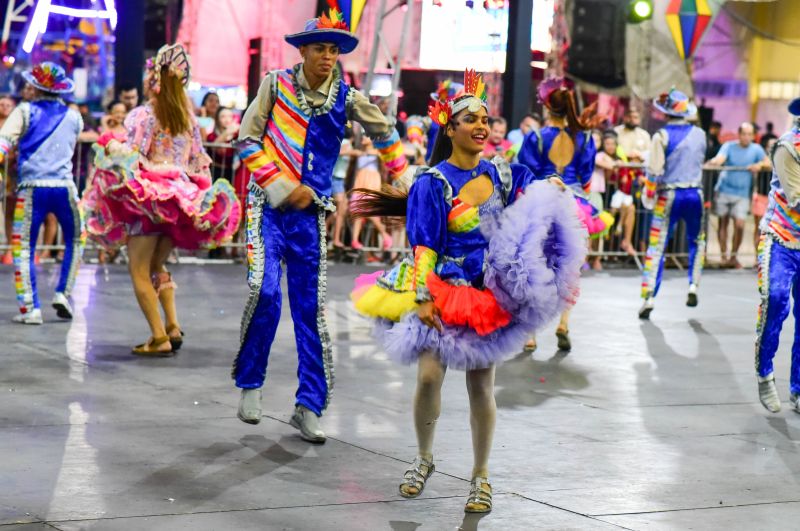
[127,235,171,354]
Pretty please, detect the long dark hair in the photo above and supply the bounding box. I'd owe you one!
[546,88,601,141]
[351,97,478,219]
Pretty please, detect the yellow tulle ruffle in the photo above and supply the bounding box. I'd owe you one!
[351,284,418,322]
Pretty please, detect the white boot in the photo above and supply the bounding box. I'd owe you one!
[290,405,326,443]
[686,284,698,307]
[12,309,43,325]
[52,292,73,319]
[638,298,654,320]
[758,374,781,413]
[237,388,262,424]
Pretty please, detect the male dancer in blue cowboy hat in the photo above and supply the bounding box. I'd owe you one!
[0,62,83,325]
[639,88,707,319]
[754,97,800,413]
[232,8,409,443]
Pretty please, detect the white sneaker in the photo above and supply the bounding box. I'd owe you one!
[638,298,654,320]
[237,388,262,424]
[758,374,781,413]
[790,393,800,414]
[12,309,43,325]
[686,284,698,307]
[52,292,73,319]
[290,405,326,444]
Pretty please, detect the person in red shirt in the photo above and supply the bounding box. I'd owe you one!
[481,116,513,159]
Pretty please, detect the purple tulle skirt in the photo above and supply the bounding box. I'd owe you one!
[373,180,587,370]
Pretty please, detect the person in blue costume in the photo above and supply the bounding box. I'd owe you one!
[754,98,800,414]
[0,63,83,325]
[638,89,708,319]
[350,70,585,514]
[517,77,609,352]
[232,8,411,443]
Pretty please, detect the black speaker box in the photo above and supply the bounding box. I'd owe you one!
[566,0,627,88]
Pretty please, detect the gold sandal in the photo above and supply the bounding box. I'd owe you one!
[132,335,173,356]
[399,456,435,498]
[166,324,185,351]
[464,477,492,513]
[555,328,571,352]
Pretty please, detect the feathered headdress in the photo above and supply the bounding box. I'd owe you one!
[22,62,74,94]
[431,79,465,103]
[427,69,488,127]
[147,44,191,94]
[285,7,360,54]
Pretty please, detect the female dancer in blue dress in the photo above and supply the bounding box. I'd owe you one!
[517,78,611,352]
[350,70,586,513]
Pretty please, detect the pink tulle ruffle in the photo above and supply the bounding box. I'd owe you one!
[82,146,241,250]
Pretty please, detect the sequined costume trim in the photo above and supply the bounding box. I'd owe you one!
[492,155,514,202]
[18,179,79,192]
[11,190,34,313]
[62,186,84,297]
[641,190,675,299]
[291,64,341,117]
[316,205,335,411]
[755,234,773,375]
[236,184,267,355]
[692,191,707,286]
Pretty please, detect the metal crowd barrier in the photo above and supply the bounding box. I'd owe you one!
[0,142,771,268]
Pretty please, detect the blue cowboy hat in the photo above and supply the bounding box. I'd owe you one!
[789,97,800,116]
[653,88,697,118]
[285,13,359,54]
[21,62,74,94]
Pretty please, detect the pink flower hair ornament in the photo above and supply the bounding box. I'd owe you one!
[146,44,191,94]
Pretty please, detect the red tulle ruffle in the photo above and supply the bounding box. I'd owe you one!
[426,273,512,336]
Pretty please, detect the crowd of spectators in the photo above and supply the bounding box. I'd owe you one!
[0,81,787,268]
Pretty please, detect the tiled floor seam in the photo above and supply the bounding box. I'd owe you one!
[505,493,636,531]
[44,495,471,525]
[591,498,800,517]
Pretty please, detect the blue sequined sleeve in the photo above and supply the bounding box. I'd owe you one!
[407,173,448,301]
[505,164,539,204]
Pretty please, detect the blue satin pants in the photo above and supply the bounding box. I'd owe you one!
[641,188,706,299]
[755,235,800,393]
[12,185,83,314]
[233,192,334,416]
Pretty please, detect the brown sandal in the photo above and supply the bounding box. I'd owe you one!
[132,335,173,356]
[166,324,185,351]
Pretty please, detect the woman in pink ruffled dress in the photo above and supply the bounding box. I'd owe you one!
[82,44,241,355]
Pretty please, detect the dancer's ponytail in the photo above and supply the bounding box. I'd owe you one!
[547,89,601,140]
[349,186,409,219]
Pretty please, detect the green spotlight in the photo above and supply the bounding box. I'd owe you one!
[629,0,653,23]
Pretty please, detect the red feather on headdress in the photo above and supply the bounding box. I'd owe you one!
[463,69,487,101]
[317,8,350,30]
[428,100,452,127]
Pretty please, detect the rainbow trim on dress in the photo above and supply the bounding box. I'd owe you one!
[413,246,438,290]
[448,198,480,233]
